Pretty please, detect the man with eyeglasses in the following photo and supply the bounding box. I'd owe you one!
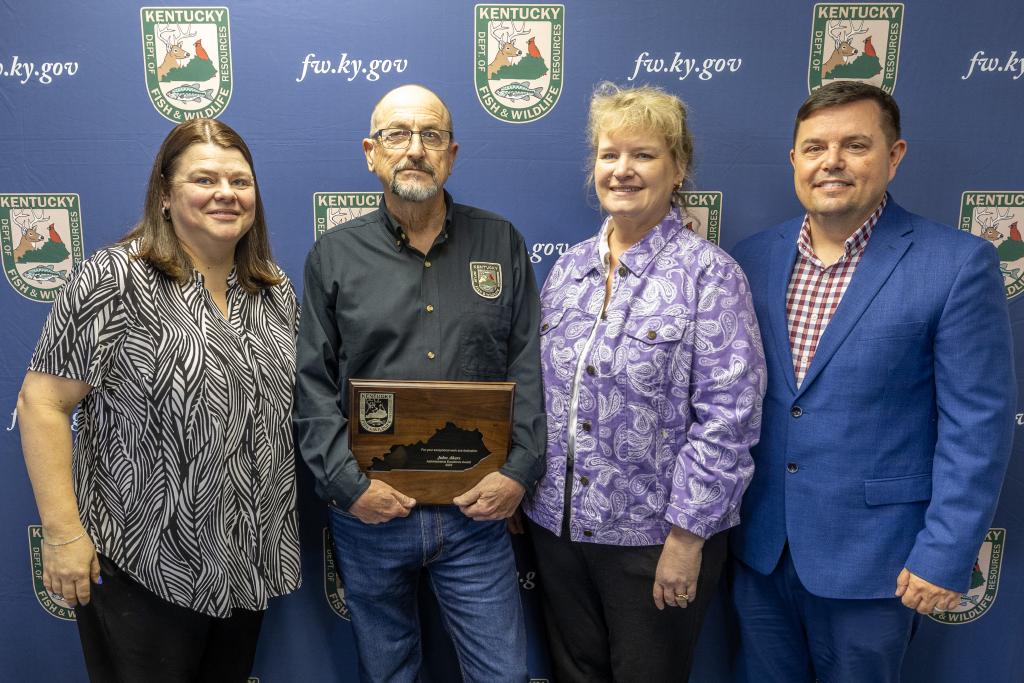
[295,84,543,682]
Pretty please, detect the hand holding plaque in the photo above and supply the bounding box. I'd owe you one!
[348,379,515,505]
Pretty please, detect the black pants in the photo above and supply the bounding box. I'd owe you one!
[75,555,264,683]
[528,520,727,683]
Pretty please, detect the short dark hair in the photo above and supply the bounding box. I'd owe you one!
[119,118,282,293]
[794,81,901,147]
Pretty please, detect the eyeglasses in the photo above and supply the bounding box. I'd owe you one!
[372,128,452,150]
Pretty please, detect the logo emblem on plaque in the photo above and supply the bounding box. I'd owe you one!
[959,191,1024,299]
[0,194,84,303]
[358,392,394,433]
[140,7,233,122]
[470,262,502,299]
[474,4,564,123]
[807,3,903,94]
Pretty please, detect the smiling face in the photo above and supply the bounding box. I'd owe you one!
[791,98,906,235]
[594,127,683,234]
[363,86,458,204]
[162,142,256,261]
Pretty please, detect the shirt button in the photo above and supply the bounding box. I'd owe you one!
[791,406,803,418]
[618,266,627,277]
[580,475,590,486]
[583,530,594,537]
[581,421,591,432]
[426,304,434,313]
[646,330,657,340]
[424,260,432,268]
[787,463,799,473]
[427,351,436,360]
[541,323,549,332]
[586,365,596,376]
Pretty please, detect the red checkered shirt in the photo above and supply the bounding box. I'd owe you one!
[786,197,886,386]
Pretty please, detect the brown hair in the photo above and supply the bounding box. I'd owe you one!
[119,118,282,293]
[794,81,901,147]
[586,82,693,206]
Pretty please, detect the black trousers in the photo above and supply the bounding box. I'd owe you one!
[75,555,264,683]
[528,519,727,683]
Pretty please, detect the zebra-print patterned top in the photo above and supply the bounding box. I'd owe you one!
[29,243,301,617]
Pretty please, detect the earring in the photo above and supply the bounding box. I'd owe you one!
[162,206,171,221]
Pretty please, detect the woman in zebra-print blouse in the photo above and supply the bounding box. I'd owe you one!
[18,119,301,682]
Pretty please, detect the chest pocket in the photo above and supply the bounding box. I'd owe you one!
[616,314,690,396]
[460,302,512,379]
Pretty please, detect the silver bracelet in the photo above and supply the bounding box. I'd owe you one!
[42,531,87,547]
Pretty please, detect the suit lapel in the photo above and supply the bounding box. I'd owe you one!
[766,220,801,395]
[796,202,914,395]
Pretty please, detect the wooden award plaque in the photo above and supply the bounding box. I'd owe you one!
[348,379,515,504]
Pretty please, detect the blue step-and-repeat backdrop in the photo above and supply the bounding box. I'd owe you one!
[2,2,1022,681]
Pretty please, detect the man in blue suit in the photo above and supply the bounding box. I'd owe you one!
[729,81,1015,682]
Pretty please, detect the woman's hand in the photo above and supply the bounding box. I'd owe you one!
[42,532,101,607]
[653,526,705,610]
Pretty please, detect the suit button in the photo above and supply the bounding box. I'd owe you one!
[787,463,798,473]
[586,365,596,376]
[790,406,803,417]
[581,421,592,432]
[580,476,590,486]
[583,530,593,537]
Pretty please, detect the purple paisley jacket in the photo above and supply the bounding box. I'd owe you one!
[523,208,766,545]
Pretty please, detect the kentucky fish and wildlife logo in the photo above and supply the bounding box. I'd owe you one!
[959,192,1024,299]
[475,4,564,123]
[313,192,382,240]
[359,392,395,434]
[140,7,232,122]
[679,192,722,245]
[0,194,84,302]
[471,262,502,299]
[930,528,1005,625]
[808,4,903,93]
[28,525,76,621]
[323,528,350,620]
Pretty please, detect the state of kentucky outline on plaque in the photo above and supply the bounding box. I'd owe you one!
[475,5,564,123]
[140,7,232,122]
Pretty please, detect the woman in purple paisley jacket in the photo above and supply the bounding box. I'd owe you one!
[522,82,767,681]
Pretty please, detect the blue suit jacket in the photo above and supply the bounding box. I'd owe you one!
[730,198,1015,599]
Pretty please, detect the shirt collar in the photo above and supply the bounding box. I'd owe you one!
[589,206,686,278]
[381,190,455,252]
[797,194,887,266]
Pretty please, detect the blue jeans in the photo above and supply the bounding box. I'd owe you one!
[328,505,528,683]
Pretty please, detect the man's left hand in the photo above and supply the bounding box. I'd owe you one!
[895,568,960,614]
[454,472,525,521]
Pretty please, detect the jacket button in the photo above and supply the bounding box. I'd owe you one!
[787,463,798,473]
[583,530,593,537]
[581,421,591,432]
[586,365,596,376]
[791,406,803,417]
[580,476,590,486]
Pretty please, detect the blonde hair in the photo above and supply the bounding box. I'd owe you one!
[586,82,694,206]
